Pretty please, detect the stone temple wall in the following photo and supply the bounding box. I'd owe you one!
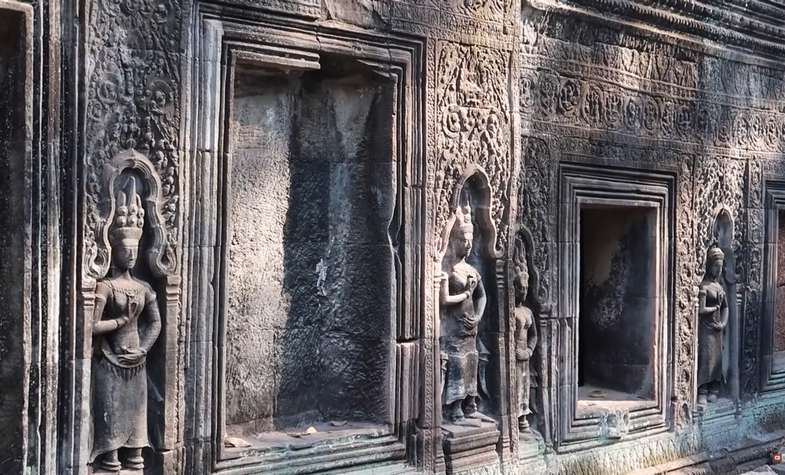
[5,0,785,474]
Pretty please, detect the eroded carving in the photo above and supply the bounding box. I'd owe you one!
[433,42,512,252]
[84,0,181,279]
[440,195,488,423]
[697,246,729,406]
[513,235,537,432]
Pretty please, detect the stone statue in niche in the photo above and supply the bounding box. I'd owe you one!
[440,197,489,423]
[513,235,538,432]
[90,176,161,472]
[697,246,729,406]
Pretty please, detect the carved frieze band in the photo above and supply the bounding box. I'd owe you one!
[539,0,785,59]
[389,0,516,42]
[521,66,785,155]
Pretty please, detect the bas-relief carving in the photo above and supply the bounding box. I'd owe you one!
[520,11,785,155]
[674,159,697,419]
[434,169,505,475]
[424,38,515,469]
[217,0,320,18]
[522,63,785,153]
[518,138,553,306]
[83,0,181,278]
[696,246,729,406]
[524,7,785,100]
[521,3,772,413]
[743,160,765,395]
[433,41,513,251]
[439,196,490,423]
[544,0,785,60]
[90,176,161,472]
[388,0,516,40]
[512,235,537,432]
[79,2,182,467]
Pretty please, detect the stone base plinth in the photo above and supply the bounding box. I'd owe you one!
[442,420,500,474]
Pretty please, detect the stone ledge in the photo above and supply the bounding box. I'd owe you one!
[534,0,785,60]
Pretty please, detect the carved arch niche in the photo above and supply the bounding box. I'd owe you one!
[185,8,424,473]
[706,208,741,405]
[436,166,507,471]
[75,150,179,473]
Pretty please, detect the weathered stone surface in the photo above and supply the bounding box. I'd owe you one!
[11,0,785,474]
[0,8,28,475]
[224,68,394,435]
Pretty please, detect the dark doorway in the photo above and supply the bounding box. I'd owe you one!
[578,205,658,406]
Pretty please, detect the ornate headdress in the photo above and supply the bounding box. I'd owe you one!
[110,176,145,247]
[453,192,474,235]
[513,233,529,283]
[706,246,724,265]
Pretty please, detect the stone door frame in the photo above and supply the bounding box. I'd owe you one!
[182,5,425,473]
[760,180,785,392]
[556,163,675,450]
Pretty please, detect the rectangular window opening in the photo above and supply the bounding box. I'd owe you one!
[577,205,658,413]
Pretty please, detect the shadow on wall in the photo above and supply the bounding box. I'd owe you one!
[0,11,27,474]
[224,57,397,435]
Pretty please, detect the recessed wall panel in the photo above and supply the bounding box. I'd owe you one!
[224,66,396,442]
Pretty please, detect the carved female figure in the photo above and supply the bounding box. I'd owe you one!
[90,179,161,472]
[440,200,487,423]
[697,246,729,405]
[513,236,537,431]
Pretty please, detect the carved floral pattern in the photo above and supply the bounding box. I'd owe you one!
[433,42,513,249]
[519,137,553,305]
[83,0,181,277]
[521,67,785,153]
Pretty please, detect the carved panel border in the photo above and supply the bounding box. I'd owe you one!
[556,163,674,451]
[760,181,785,392]
[184,7,425,473]
[0,2,33,473]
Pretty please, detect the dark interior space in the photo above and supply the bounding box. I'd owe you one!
[578,205,657,404]
[0,11,27,474]
[223,58,397,445]
[775,209,785,361]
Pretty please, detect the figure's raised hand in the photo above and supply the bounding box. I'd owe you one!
[716,286,726,304]
[466,274,477,292]
[461,312,478,330]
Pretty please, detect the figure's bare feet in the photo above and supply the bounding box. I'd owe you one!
[99,450,121,472]
[465,411,496,423]
[125,447,144,470]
